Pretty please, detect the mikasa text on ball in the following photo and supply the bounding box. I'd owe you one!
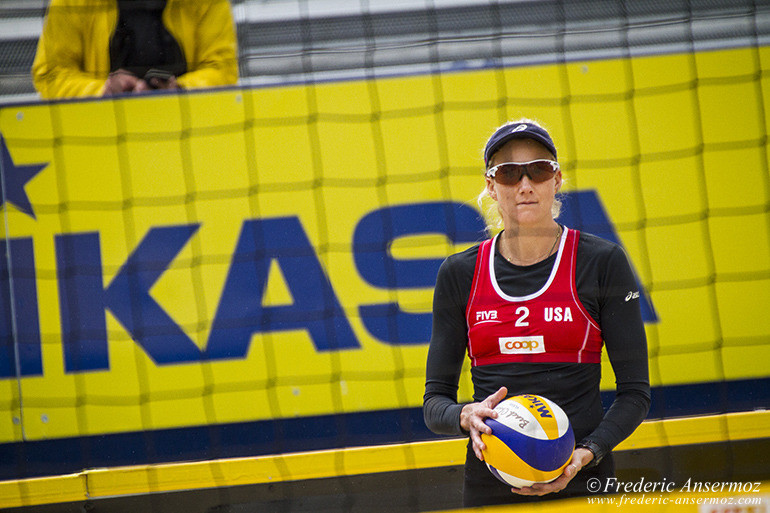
[480,394,574,488]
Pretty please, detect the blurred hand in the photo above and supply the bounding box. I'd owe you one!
[459,386,507,461]
[102,69,145,96]
[511,447,594,496]
[103,70,179,95]
[146,75,178,90]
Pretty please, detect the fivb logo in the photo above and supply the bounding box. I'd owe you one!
[499,336,545,355]
[476,310,498,322]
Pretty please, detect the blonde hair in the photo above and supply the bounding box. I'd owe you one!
[477,118,563,232]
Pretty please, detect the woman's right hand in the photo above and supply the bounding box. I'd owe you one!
[103,69,144,96]
[459,386,508,461]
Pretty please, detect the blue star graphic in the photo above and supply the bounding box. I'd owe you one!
[0,134,47,219]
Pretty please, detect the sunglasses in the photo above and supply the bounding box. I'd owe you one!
[485,159,559,185]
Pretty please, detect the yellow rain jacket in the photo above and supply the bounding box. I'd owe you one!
[32,0,238,98]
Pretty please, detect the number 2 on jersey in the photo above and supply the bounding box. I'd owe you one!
[515,306,529,327]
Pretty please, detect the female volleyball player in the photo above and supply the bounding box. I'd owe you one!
[423,119,651,506]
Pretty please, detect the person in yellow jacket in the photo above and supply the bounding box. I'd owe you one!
[32,0,239,99]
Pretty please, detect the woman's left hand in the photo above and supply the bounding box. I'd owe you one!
[511,447,594,496]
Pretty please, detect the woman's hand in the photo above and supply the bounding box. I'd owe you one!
[459,386,508,461]
[102,70,143,96]
[511,447,594,496]
[146,74,179,90]
[102,69,179,96]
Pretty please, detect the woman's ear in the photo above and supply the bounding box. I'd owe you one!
[486,176,497,200]
[554,171,563,193]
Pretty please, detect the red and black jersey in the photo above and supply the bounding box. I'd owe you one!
[423,227,650,474]
[466,229,603,366]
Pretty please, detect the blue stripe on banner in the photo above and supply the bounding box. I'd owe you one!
[607,377,770,419]
[485,418,574,472]
[0,408,435,480]
[1,377,769,480]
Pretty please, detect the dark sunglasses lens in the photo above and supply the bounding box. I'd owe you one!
[494,164,523,185]
[493,161,555,184]
[527,161,556,182]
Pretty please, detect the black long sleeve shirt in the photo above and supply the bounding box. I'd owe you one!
[423,229,651,462]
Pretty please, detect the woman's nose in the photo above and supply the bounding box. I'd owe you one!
[518,173,534,190]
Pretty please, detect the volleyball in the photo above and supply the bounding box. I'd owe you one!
[481,394,575,488]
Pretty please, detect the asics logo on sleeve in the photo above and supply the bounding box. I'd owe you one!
[625,291,640,302]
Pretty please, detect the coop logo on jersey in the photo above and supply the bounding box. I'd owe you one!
[499,336,545,355]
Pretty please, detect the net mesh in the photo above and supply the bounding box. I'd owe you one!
[0,0,769,508]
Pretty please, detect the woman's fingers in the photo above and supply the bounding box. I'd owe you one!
[464,388,510,461]
[489,386,508,407]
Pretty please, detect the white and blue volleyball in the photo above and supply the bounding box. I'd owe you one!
[480,394,574,488]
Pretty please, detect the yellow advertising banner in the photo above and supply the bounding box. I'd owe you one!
[0,46,768,456]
